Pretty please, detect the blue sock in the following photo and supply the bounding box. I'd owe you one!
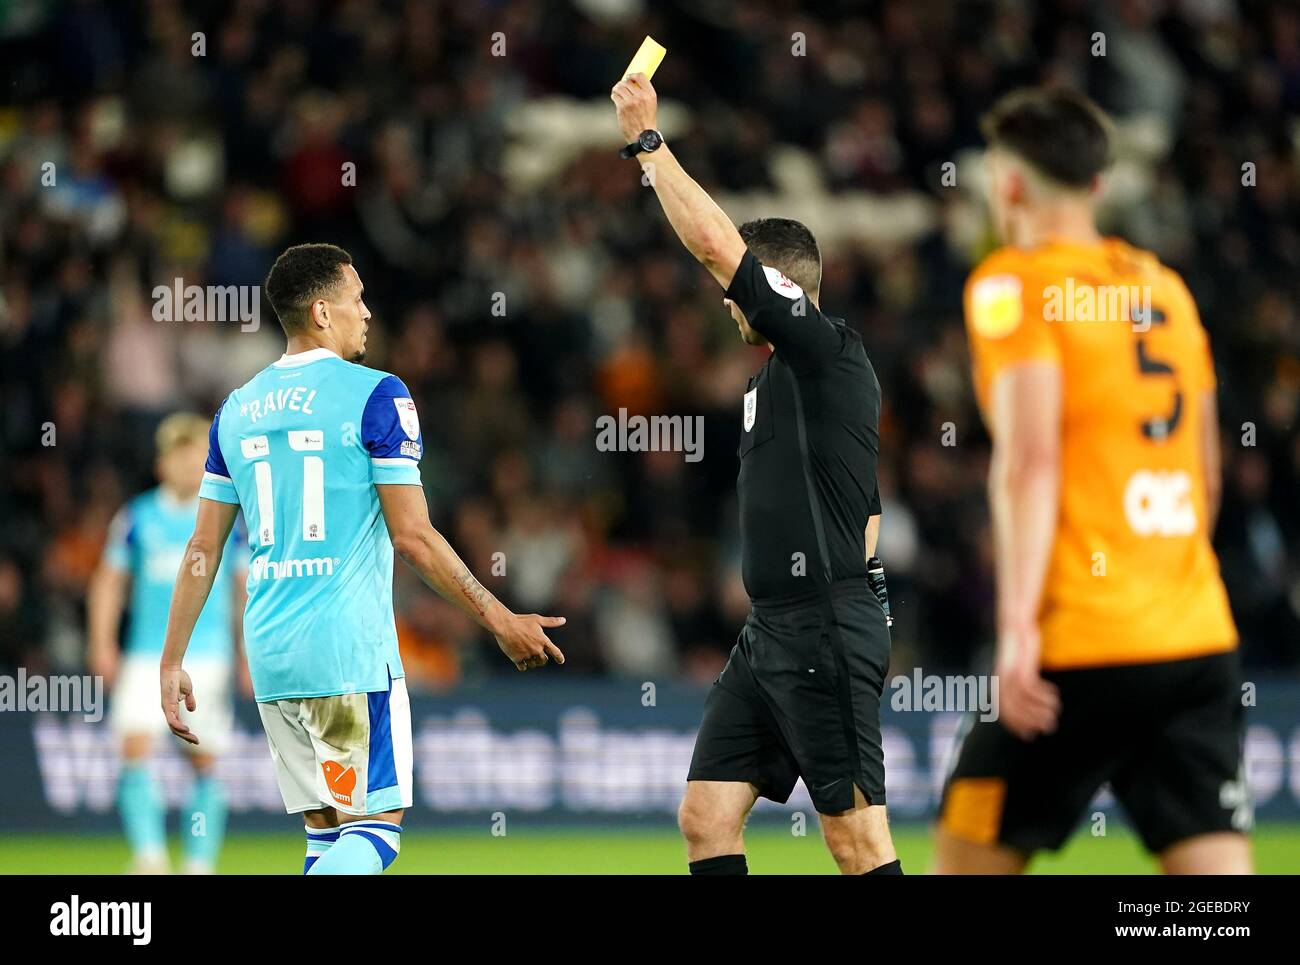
[303,826,340,874]
[119,763,166,861]
[182,773,227,871]
[306,822,401,875]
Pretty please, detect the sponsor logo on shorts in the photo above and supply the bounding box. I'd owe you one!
[322,761,357,807]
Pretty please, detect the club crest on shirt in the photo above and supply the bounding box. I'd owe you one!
[393,398,419,440]
[743,387,758,432]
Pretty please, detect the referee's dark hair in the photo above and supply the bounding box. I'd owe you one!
[738,218,822,296]
[264,243,354,335]
[981,87,1114,189]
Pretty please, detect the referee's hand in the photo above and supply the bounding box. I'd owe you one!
[611,72,658,144]
[494,612,567,671]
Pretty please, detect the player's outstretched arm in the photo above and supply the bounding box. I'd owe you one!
[611,73,747,290]
[376,484,565,671]
[160,496,239,744]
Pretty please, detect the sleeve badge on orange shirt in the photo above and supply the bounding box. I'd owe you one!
[969,274,1024,339]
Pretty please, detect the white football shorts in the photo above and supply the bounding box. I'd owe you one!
[257,675,413,816]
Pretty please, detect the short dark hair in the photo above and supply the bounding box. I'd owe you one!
[738,218,822,295]
[980,87,1113,188]
[263,243,353,334]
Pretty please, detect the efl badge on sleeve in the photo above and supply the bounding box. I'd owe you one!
[743,387,758,432]
[970,274,1023,339]
[762,265,804,300]
[393,398,420,440]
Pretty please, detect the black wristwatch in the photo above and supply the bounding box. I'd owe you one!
[619,129,663,159]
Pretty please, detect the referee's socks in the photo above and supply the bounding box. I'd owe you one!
[864,859,903,875]
[689,854,748,875]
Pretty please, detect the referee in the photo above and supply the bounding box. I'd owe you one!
[612,74,899,875]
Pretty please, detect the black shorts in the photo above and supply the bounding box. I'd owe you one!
[687,584,891,814]
[938,649,1249,855]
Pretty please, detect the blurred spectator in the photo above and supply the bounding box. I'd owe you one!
[0,0,1296,684]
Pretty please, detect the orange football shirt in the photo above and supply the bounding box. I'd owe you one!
[964,237,1237,670]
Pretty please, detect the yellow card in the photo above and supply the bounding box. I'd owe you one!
[623,36,666,80]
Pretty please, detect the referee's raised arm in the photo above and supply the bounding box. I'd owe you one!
[610,73,746,290]
[610,75,841,368]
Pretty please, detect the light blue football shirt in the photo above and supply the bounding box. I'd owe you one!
[198,347,424,702]
[103,487,242,659]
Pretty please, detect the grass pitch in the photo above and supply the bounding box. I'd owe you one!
[3,824,1297,874]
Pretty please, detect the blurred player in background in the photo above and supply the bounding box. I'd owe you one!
[159,244,565,875]
[87,413,247,874]
[935,88,1251,874]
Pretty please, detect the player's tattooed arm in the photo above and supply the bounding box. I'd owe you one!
[450,562,493,621]
[376,484,565,671]
[610,73,747,290]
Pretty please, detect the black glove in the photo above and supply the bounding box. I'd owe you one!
[866,556,893,627]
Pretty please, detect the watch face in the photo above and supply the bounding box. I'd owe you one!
[639,130,663,152]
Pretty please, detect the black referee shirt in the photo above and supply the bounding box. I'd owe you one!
[726,249,882,604]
